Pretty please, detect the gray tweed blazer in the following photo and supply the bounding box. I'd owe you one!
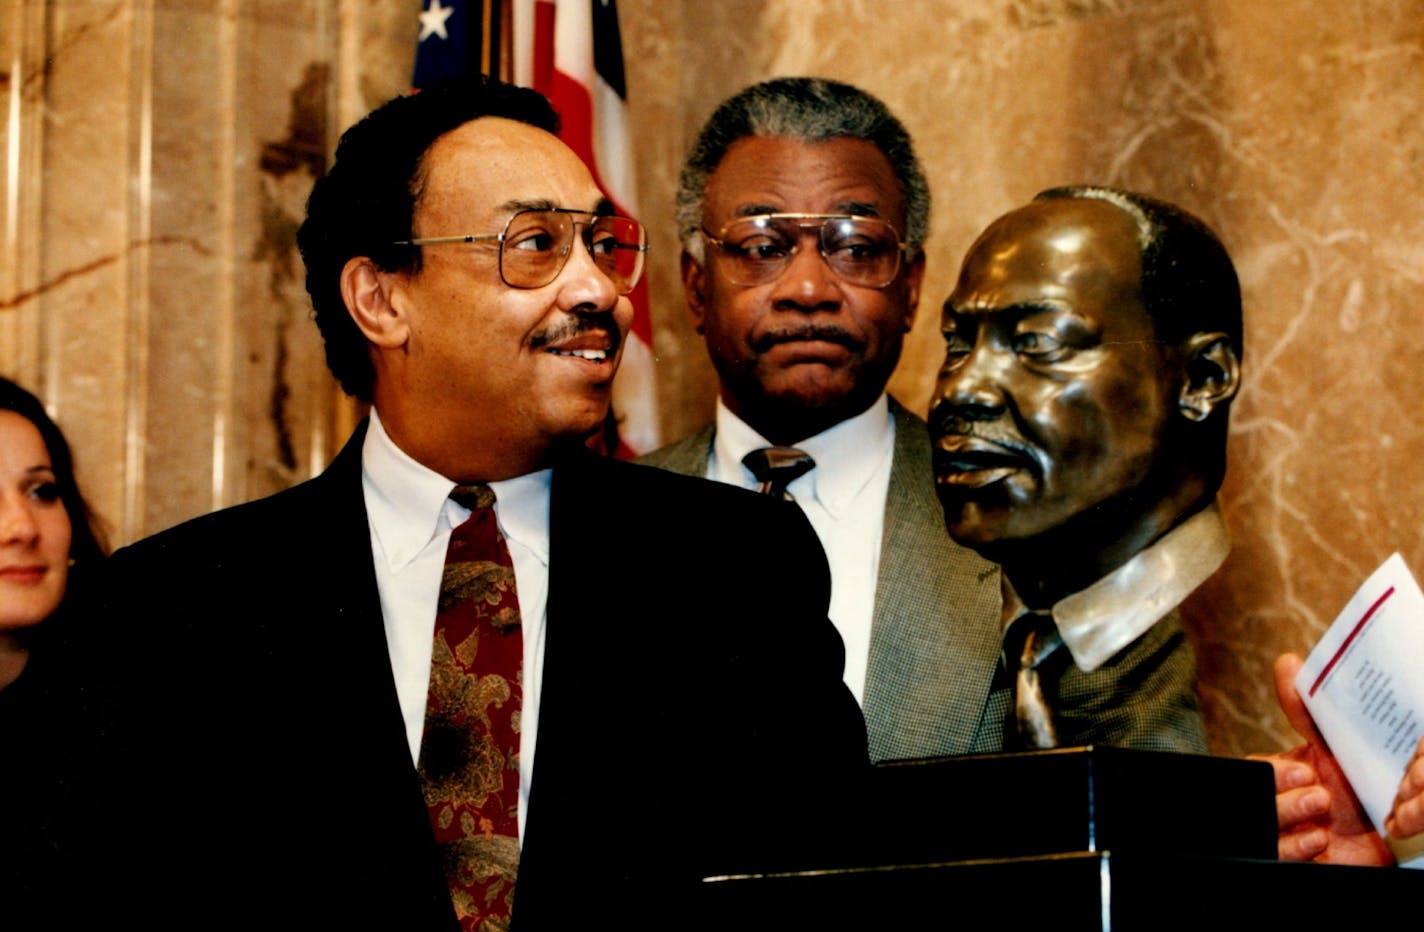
[638,397,1208,759]
[641,398,1004,761]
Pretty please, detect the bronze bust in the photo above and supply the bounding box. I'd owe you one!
[930,187,1242,749]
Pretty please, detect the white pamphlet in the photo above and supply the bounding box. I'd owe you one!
[1297,552,1424,867]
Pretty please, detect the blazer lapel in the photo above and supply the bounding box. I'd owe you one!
[635,423,714,477]
[862,398,1004,760]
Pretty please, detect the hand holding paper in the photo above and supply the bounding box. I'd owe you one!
[1258,653,1393,865]
[1386,736,1424,840]
[1290,553,1424,867]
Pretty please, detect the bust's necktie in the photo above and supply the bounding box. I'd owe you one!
[419,484,522,931]
[1005,612,1064,750]
[742,446,815,501]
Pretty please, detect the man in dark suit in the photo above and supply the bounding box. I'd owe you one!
[932,187,1236,752]
[92,76,866,931]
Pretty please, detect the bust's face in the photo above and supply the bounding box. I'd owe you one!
[930,199,1184,552]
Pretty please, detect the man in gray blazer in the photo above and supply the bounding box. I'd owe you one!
[634,78,990,762]
[643,79,1209,760]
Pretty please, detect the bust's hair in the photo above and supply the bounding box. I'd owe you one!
[1035,186,1243,493]
[676,77,929,263]
[1034,186,1242,353]
[296,75,560,400]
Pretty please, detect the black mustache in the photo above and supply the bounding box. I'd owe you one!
[752,325,863,353]
[932,442,1033,472]
[530,312,622,352]
[929,404,1033,458]
[930,434,1039,486]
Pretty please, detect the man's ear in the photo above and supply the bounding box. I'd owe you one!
[681,249,708,334]
[1178,332,1241,422]
[340,256,410,349]
[901,250,927,332]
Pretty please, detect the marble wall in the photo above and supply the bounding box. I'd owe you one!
[615,0,1424,756]
[0,0,412,542]
[4,0,1423,756]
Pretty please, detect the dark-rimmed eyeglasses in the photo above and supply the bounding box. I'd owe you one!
[394,207,648,295]
[701,213,910,288]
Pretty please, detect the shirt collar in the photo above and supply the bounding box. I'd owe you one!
[362,408,551,570]
[710,393,894,517]
[486,470,551,568]
[999,502,1231,672]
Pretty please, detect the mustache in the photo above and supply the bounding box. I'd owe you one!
[529,312,623,352]
[929,403,1035,458]
[752,324,863,353]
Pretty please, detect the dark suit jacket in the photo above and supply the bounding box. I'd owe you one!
[639,398,1207,760]
[85,425,868,930]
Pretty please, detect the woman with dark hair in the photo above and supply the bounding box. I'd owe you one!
[0,375,111,914]
[0,376,107,687]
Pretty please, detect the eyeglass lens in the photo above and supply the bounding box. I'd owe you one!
[714,216,902,287]
[501,210,646,294]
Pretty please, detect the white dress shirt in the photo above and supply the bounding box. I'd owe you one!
[361,409,550,842]
[999,502,1231,672]
[708,394,896,703]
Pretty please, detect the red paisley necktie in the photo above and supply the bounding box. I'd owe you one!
[419,484,523,931]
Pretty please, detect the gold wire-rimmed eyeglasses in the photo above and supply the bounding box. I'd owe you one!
[395,207,648,294]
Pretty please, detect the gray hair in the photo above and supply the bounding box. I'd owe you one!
[676,77,930,264]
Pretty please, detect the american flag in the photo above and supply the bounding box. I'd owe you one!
[412,0,661,457]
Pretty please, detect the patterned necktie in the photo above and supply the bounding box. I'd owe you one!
[742,446,816,501]
[419,484,523,931]
[1005,612,1064,750]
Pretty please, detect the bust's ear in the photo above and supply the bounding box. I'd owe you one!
[1178,332,1241,422]
[681,249,708,334]
[341,256,410,349]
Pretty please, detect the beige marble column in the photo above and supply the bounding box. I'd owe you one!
[0,0,418,543]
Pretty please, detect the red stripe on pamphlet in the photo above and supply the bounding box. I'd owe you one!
[1309,586,1395,697]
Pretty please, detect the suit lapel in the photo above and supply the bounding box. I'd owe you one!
[311,423,398,693]
[297,423,425,785]
[522,455,601,863]
[314,425,387,644]
[519,454,659,916]
[862,398,1004,760]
